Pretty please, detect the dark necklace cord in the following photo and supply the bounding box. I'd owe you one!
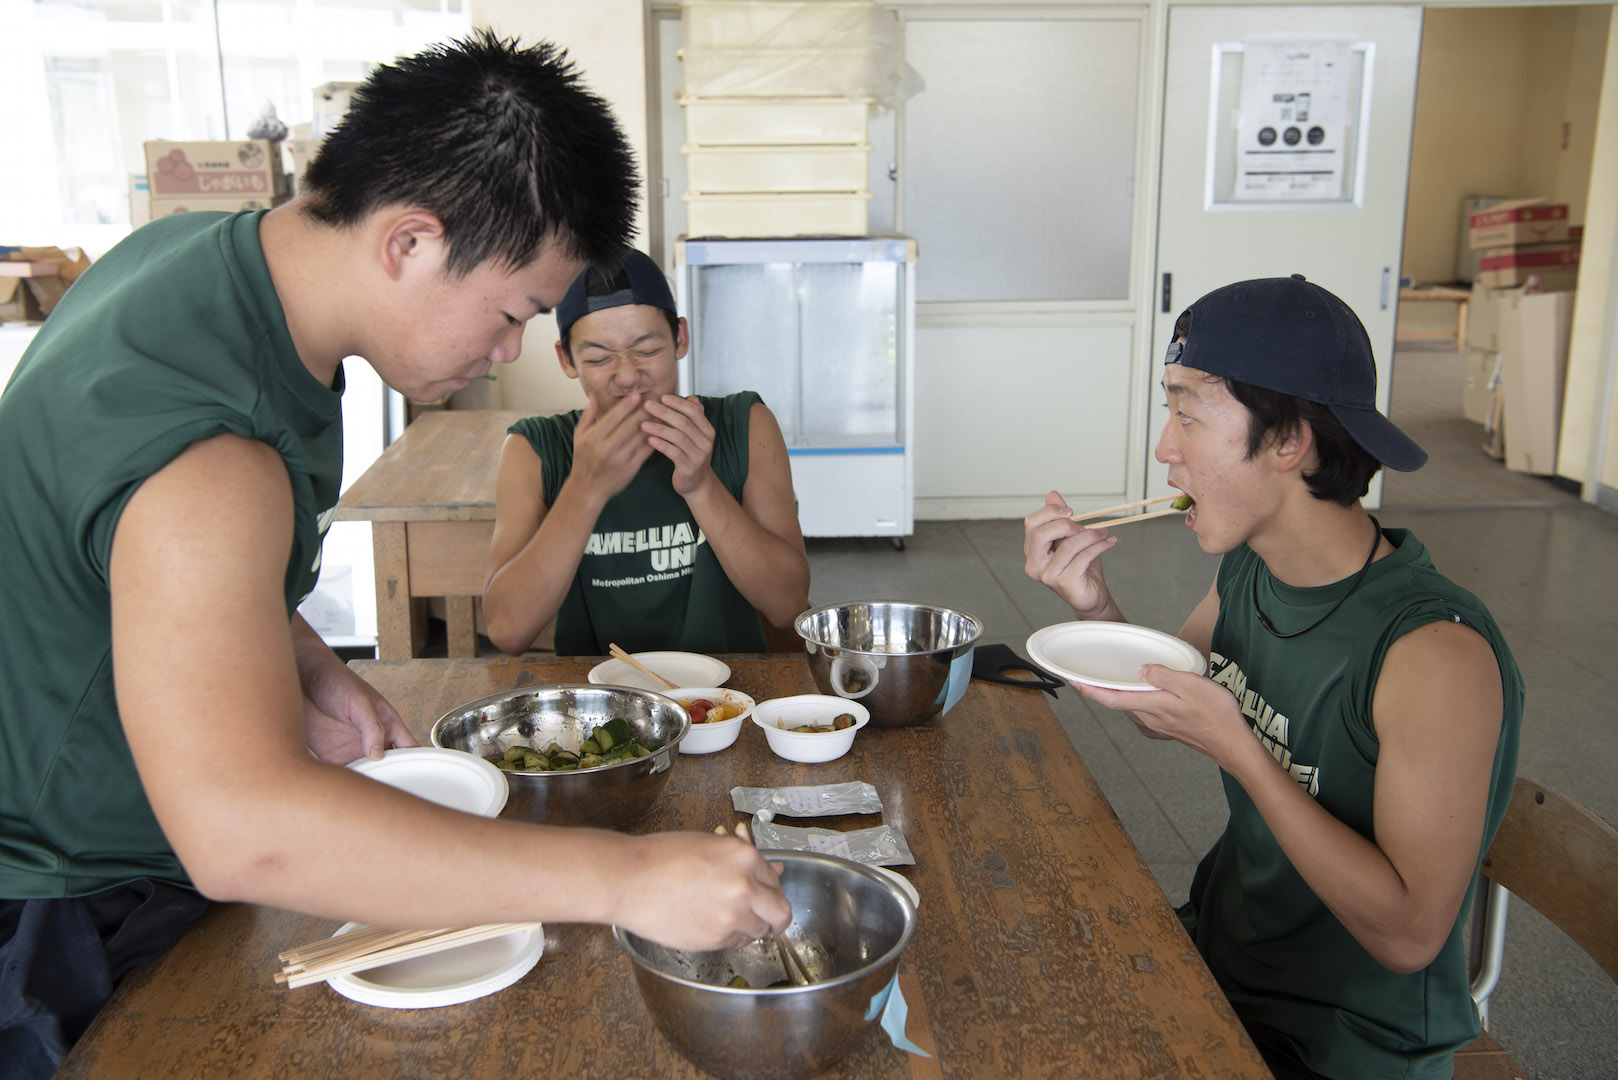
[1253,515,1382,639]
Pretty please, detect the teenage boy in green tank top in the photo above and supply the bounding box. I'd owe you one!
[0,34,791,1076]
[482,250,810,657]
[1023,276,1523,1080]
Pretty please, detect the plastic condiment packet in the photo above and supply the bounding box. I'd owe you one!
[750,818,915,866]
[731,782,883,817]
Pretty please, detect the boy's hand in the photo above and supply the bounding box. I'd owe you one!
[612,832,791,951]
[570,392,656,501]
[1024,491,1120,620]
[643,394,718,497]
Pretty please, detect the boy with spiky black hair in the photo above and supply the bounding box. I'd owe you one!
[0,33,788,1077]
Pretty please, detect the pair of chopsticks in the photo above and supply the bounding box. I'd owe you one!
[274,922,538,989]
[609,642,677,690]
[716,822,812,986]
[1069,493,1186,529]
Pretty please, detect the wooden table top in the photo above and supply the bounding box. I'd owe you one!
[59,656,1268,1080]
[334,408,522,523]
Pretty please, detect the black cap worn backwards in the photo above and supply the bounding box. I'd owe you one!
[555,248,677,344]
[1165,274,1427,472]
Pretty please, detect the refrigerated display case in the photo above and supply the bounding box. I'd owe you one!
[675,236,915,541]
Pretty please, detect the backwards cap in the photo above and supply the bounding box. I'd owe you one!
[556,249,676,343]
[1167,274,1426,472]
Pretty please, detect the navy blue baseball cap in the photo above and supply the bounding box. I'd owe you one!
[1166,274,1427,472]
[555,248,677,344]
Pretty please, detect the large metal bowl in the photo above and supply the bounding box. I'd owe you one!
[613,851,917,1080]
[795,600,983,728]
[429,684,687,830]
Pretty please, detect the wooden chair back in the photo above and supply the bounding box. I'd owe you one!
[1455,777,1618,1080]
[1480,776,1618,985]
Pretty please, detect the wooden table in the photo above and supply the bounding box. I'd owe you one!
[1396,284,1472,351]
[59,656,1269,1079]
[335,409,520,659]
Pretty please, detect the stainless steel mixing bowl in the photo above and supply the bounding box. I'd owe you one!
[613,851,918,1080]
[429,684,687,829]
[795,600,983,728]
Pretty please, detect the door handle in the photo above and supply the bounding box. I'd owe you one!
[1161,272,1172,314]
[1380,268,1391,310]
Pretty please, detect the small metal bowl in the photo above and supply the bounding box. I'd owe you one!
[429,684,688,830]
[795,600,984,728]
[613,851,918,1080]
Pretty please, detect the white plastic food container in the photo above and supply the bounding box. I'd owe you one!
[752,695,871,763]
[668,687,756,755]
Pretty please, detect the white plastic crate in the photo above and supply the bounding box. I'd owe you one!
[683,143,871,194]
[681,46,879,98]
[682,97,869,147]
[680,1,880,51]
[683,191,871,237]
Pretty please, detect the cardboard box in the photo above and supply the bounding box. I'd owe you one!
[1476,240,1581,290]
[0,247,92,323]
[1457,195,1508,283]
[143,140,286,199]
[1468,198,1574,249]
[147,194,288,218]
[1469,285,1575,474]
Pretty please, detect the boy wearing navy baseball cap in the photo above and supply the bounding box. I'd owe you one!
[1025,275,1523,1079]
[483,249,810,657]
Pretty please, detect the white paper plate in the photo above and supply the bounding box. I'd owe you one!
[1026,621,1205,692]
[324,922,545,1009]
[347,747,508,818]
[587,651,731,692]
[873,866,921,910]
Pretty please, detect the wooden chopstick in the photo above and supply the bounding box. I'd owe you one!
[608,642,678,690]
[1084,506,1186,529]
[274,922,538,989]
[1069,493,1181,523]
[718,823,812,986]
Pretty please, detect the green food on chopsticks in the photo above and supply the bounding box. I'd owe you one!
[1171,493,1195,511]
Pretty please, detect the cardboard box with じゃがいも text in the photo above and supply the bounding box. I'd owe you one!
[1467,198,1574,250]
[143,140,287,198]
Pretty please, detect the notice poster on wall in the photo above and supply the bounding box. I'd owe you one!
[1235,40,1353,201]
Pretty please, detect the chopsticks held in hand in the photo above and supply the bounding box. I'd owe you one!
[608,642,678,690]
[716,823,812,986]
[1069,493,1187,530]
[274,922,538,989]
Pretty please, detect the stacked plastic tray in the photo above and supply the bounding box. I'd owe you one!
[679,1,889,237]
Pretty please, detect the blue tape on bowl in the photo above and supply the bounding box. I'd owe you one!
[934,647,975,715]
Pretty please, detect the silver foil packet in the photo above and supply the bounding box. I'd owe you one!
[750,816,916,867]
[731,782,883,817]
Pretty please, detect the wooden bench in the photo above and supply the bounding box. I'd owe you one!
[1397,284,1472,351]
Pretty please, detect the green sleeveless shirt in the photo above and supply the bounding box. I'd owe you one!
[0,210,343,897]
[509,392,767,657]
[1181,527,1523,1079]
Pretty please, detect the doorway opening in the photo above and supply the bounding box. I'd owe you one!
[1385,4,1608,509]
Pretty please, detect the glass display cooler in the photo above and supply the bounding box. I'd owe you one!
[675,236,916,541]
